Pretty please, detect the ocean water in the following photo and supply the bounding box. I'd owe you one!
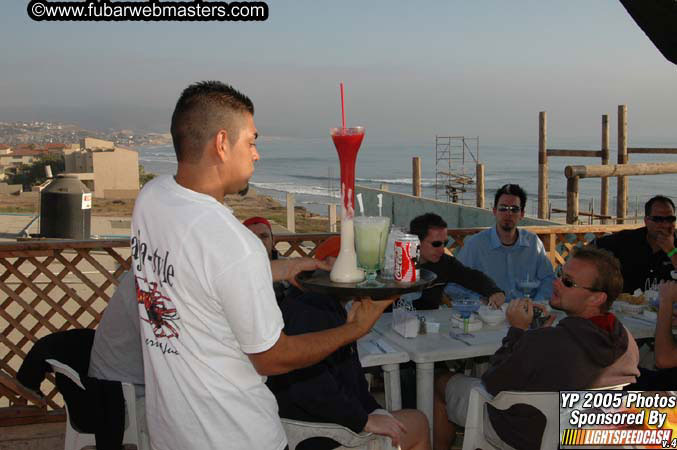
[138,135,677,219]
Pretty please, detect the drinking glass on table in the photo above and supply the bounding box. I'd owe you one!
[354,216,390,286]
[645,277,659,293]
[452,297,481,337]
[517,277,539,299]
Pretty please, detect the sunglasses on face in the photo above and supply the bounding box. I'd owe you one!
[647,215,677,224]
[497,205,521,213]
[559,274,603,292]
[429,239,450,248]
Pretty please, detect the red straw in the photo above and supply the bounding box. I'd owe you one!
[340,82,346,129]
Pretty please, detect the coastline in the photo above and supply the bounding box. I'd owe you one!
[0,187,331,234]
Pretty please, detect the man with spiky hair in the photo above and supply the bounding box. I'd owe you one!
[132,81,393,450]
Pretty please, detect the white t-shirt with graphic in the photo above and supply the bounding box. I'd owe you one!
[131,175,285,450]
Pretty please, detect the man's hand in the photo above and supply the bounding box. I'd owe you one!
[364,413,407,447]
[655,231,676,255]
[347,296,396,336]
[270,257,333,288]
[533,302,556,328]
[488,292,506,308]
[506,298,533,330]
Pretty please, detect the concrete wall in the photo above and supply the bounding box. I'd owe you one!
[0,155,37,166]
[92,148,139,198]
[80,137,115,150]
[103,189,138,199]
[0,183,22,194]
[64,152,93,173]
[355,185,557,229]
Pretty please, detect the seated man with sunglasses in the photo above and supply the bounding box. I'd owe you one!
[592,195,677,293]
[409,213,505,310]
[433,246,639,450]
[446,183,556,302]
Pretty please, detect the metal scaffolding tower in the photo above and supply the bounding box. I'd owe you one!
[435,136,479,203]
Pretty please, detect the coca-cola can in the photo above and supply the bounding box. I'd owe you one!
[394,234,420,282]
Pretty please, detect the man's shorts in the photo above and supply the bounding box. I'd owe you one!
[444,374,518,450]
[444,373,483,426]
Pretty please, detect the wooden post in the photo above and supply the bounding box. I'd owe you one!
[328,204,337,232]
[286,192,295,233]
[566,176,579,224]
[380,183,389,191]
[539,232,558,269]
[538,111,548,219]
[566,162,677,178]
[600,114,610,224]
[617,105,628,224]
[476,163,485,208]
[412,157,422,197]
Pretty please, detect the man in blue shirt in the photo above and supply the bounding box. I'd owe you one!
[445,184,555,301]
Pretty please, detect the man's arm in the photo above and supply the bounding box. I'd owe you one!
[481,326,533,395]
[446,256,503,298]
[248,297,393,375]
[655,282,677,368]
[270,257,331,287]
[481,299,555,394]
[533,238,556,300]
[655,231,677,269]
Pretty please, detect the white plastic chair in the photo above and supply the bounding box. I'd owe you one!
[281,418,396,450]
[462,383,629,450]
[461,386,558,450]
[46,359,148,450]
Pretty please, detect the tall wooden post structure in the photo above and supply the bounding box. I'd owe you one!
[600,114,610,224]
[538,112,548,219]
[476,163,485,208]
[412,157,422,197]
[617,105,628,224]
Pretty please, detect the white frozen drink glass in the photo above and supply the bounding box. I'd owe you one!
[354,216,390,285]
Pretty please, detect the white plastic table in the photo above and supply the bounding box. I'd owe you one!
[371,309,509,440]
[357,331,410,411]
[614,311,658,340]
[370,307,659,441]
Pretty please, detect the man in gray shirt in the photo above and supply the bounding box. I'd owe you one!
[88,271,148,445]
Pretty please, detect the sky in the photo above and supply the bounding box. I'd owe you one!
[1,0,676,145]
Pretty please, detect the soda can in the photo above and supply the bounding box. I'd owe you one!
[394,234,420,282]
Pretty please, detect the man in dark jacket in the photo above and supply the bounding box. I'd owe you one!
[267,289,431,450]
[243,216,289,303]
[409,213,505,310]
[593,195,676,293]
[433,246,640,450]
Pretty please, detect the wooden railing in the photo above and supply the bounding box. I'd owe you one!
[0,223,642,421]
[0,240,131,414]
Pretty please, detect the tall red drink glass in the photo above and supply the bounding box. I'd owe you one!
[331,127,364,214]
[329,126,366,283]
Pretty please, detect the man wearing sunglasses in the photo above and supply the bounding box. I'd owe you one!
[446,183,556,302]
[433,247,639,450]
[593,195,676,293]
[408,213,505,310]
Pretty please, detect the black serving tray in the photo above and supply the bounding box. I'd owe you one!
[296,268,436,300]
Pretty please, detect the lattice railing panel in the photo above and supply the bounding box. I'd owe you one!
[0,240,131,414]
[274,233,338,258]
